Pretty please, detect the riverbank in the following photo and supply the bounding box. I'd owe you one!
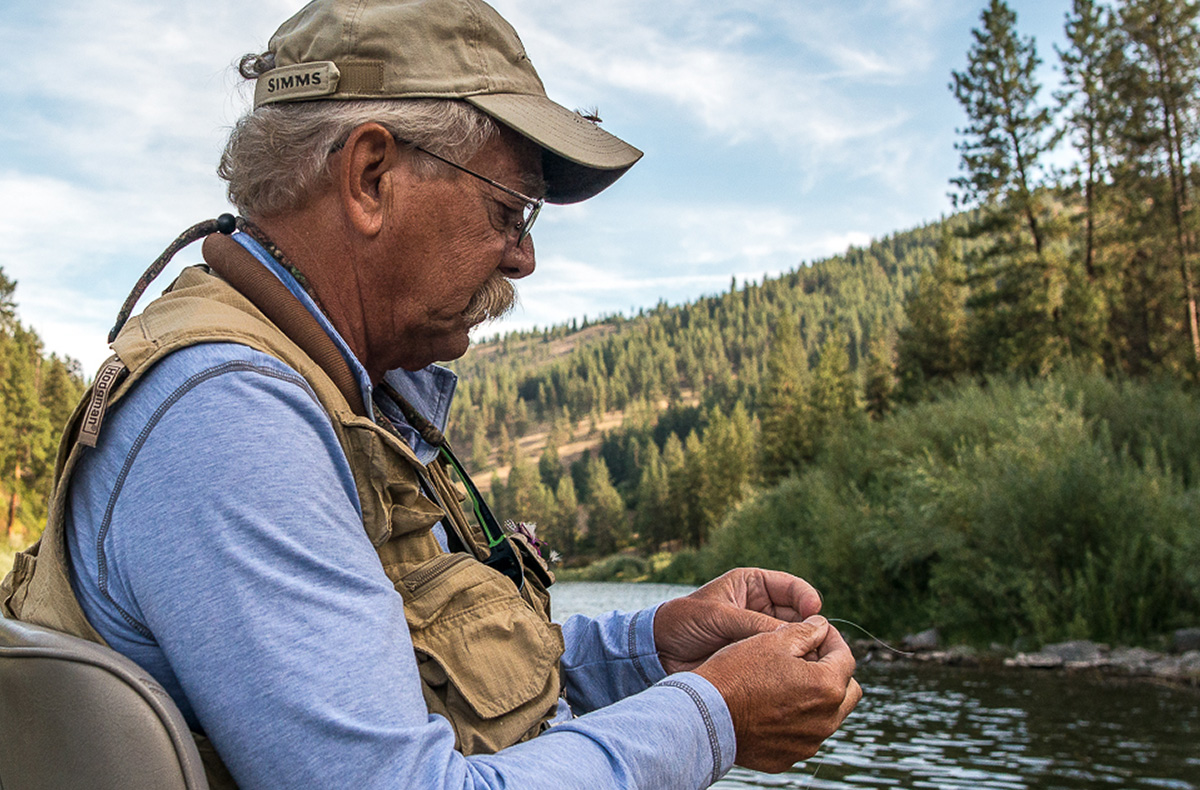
[854,629,1200,688]
[557,555,1200,688]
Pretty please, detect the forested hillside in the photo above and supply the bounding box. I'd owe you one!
[444,220,949,549]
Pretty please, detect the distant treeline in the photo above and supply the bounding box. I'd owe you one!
[454,223,945,559]
[0,271,86,542]
[448,220,937,464]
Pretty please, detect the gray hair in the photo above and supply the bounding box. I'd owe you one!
[220,54,498,217]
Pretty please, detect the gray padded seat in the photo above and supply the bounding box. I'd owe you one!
[0,616,209,790]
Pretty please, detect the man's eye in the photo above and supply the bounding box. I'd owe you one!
[496,202,522,229]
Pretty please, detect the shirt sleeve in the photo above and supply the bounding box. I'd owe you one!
[80,346,734,790]
[559,606,667,713]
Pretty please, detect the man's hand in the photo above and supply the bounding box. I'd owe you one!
[694,616,862,773]
[654,568,823,673]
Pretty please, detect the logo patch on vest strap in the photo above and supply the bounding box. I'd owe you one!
[79,357,127,448]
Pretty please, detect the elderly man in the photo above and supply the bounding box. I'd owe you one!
[2,1,860,788]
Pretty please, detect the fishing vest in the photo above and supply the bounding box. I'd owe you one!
[0,233,564,789]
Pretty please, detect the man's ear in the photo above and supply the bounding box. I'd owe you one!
[335,123,402,237]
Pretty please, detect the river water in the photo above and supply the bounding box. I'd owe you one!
[551,581,1200,790]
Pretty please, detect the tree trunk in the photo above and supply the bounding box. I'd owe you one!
[1150,15,1200,362]
[6,459,21,538]
[1084,116,1098,282]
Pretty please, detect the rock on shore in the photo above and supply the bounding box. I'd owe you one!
[851,632,1200,686]
[1006,640,1200,683]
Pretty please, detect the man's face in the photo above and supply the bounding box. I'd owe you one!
[365,125,543,371]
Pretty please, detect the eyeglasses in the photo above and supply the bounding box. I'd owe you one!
[402,140,544,246]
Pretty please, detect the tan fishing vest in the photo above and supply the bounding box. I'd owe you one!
[0,242,564,789]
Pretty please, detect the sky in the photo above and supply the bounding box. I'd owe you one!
[0,0,1073,374]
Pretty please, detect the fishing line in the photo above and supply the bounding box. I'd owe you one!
[801,755,825,789]
[825,617,915,658]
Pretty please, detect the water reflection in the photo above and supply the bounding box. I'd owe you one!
[720,663,1199,790]
[552,581,1200,790]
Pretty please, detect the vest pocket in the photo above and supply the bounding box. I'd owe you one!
[399,552,564,753]
[338,416,445,546]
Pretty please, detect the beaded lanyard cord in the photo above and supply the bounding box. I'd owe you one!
[109,214,319,341]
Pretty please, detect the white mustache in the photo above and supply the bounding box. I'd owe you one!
[461,273,516,326]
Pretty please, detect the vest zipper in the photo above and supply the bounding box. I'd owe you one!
[402,552,472,594]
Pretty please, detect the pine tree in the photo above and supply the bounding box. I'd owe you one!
[496,424,514,466]
[546,475,579,558]
[896,232,970,396]
[582,455,628,556]
[633,440,671,553]
[681,431,711,548]
[863,336,897,418]
[0,272,16,332]
[699,403,757,537]
[952,0,1068,374]
[538,443,562,490]
[660,433,688,547]
[1057,0,1119,284]
[809,331,859,427]
[951,0,1055,253]
[33,354,84,485]
[1,326,54,537]
[468,421,490,475]
[759,314,810,484]
[502,451,552,527]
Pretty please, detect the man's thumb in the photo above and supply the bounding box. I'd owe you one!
[780,615,829,656]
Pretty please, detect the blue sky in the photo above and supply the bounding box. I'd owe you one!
[0,0,1071,373]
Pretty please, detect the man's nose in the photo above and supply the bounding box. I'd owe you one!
[500,234,535,279]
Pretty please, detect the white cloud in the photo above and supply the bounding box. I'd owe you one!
[647,204,871,269]
[0,171,229,370]
[490,0,936,187]
[523,256,729,296]
[0,0,293,370]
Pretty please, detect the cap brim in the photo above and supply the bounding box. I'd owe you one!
[466,93,643,204]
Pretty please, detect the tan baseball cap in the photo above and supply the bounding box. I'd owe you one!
[253,0,642,204]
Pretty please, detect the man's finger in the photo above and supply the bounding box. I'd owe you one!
[835,678,863,723]
[780,616,830,658]
[815,624,857,678]
[750,570,822,621]
[815,620,849,657]
[846,678,863,709]
[711,608,788,642]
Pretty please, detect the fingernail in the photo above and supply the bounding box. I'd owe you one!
[804,615,827,627]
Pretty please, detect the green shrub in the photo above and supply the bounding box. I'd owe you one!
[558,553,648,582]
[687,371,1200,647]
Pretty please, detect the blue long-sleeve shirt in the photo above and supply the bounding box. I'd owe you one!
[64,233,735,789]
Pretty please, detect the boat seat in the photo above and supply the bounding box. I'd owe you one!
[0,616,209,789]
